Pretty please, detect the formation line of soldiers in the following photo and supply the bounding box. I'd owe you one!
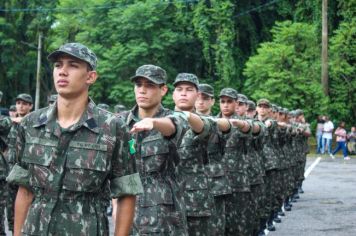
[0,43,310,236]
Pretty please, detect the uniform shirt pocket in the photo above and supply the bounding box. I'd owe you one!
[63,141,108,192]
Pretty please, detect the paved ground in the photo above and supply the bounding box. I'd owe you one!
[5,155,356,235]
[270,155,356,236]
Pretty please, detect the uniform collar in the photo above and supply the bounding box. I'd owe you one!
[33,98,100,134]
[126,104,165,126]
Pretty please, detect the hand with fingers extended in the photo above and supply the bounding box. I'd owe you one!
[130,118,154,133]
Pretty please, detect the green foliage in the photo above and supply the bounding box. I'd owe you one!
[243,21,327,121]
[329,20,356,125]
[0,0,354,127]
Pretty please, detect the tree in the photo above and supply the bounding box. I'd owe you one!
[243,21,327,121]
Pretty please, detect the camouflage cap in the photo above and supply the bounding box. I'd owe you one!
[9,105,16,111]
[282,108,289,114]
[173,73,199,88]
[130,64,167,85]
[97,103,110,111]
[48,94,58,103]
[295,109,304,116]
[237,94,248,103]
[114,104,127,113]
[257,98,271,107]
[16,93,33,104]
[289,110,297,117]
[48,42,97,70]
[198,83,214,97]
[219,88,238,100]
[247,100,256,110]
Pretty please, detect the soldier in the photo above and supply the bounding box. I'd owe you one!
[9,105,17,118]
[0,91,13,236]
[256,99,280,232]
[295,109,311,195]
[217,88,238,119]
[195,83,233,234]
[122,64,189,235]
[195,84,215,116]
[47,94,58,106]
[171,73,216,235]
[6,42,143,236]
[114,104,126,114]
[6,93,33,234]
[97,103,110,111]
[246,100,257,119]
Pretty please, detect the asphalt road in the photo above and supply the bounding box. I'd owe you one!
[5,155,356,235]
[270,155,356,236]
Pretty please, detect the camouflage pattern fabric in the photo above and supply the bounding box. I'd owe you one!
[225,192,252,236]
[175,115,216,235]
[223,123,252,236]
[130,64,167,85]
[6,99,143,235]
[5,121,22,232]
[0,179,6,236]
[173,73,199,88]
[123,105,188,236]
[0,115,11,236]
[203,116,231,235]
[48,42,97,70]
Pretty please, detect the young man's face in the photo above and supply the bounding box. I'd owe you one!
[246,110,256,118]
[15,100,32,117]
[195,93,214,114]
[53,55,96,98]
[256,104,271,117]
[134,78,167,110]
[9,111,17,118]
[173,82,198,111]
[219,96,236,117]
[236,101,248,116]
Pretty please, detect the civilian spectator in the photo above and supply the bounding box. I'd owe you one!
[321,116,334,155]
[316,115,325,154]
[331,122,349,160]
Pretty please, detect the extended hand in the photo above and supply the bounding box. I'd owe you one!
[130,118,154,133]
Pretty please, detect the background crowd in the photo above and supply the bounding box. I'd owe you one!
[316,115,355,160]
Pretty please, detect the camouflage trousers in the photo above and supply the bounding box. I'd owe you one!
[6,183,17,232]
[225,191,252,236]
[264,169,278,216]
[209,195,227,235]
[0,180,6,236]
[250,183,266,233]
[297,159,306,186]
[187,216,212,236]
[274,170,286,211]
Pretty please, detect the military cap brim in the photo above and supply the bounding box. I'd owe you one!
[130,75,165,85]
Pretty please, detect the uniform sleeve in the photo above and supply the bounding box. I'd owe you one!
[6,119,30,188]
[110,117,143,198]
[166,113,189,147]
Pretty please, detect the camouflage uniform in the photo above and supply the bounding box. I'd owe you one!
[0,115,11,236]
[175,114,216,236]
[172,73,218,236]
[6,100,143,235]
[257,99,280,227]
[123,105,188,236]
[124,65,188,235]
[198,85,232,235]
[246,119,267,234]
[6,93,34,233]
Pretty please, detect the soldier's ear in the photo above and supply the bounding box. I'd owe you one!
[160,85,168,96]
[86,71,98,86]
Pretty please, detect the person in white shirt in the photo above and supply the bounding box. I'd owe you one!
[321,116,334,155]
